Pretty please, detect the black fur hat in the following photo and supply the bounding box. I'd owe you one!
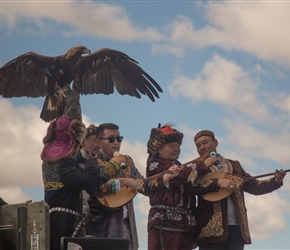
[147,123,183,162]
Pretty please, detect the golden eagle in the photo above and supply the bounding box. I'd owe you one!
[0,45,163,122]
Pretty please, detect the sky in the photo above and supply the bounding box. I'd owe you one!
[1,0,290,249]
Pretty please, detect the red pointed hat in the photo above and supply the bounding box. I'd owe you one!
[158,125,175,134]
[41,116,86,163]
[147,123,183,158]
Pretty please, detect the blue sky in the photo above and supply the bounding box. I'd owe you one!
[1,1,290,249]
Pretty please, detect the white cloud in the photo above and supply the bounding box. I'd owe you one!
[0,99,46,187]
[246,192,288,239]
[153,2,290,67]
[169,54,269,121]
[0,1,163,42]
[223,118,290,166]
[205,2,290,65]
[268,92,290,116]
[0,187,33,204]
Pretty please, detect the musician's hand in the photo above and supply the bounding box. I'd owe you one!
[274,169,286,183]
[204,156,219,167]
[217,179,237,192]
[163,164,183,183]
[111,155,126,166]
[121,178,144,192]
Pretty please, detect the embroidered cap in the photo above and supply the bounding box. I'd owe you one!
[85,124,99,138]
[194,130,215,142]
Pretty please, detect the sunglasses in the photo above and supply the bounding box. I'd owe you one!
[100,136,123,143]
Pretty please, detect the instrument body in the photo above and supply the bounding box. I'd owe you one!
[201,169,290,202]
[201,172,244,201]
[98,178,138,209]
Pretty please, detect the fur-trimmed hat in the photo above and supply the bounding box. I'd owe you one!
[85,124,99,138]
[194,130,215,142]
[41,115,86,163]
[147,123,183,161]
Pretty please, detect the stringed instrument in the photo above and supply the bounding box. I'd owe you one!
[98,155,209,208]
[97,178,138,209]
[202,169,290,202]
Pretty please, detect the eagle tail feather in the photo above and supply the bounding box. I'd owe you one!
[40,96,64,122]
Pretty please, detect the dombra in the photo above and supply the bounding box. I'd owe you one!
[98,178,138,209]
[202,169,290,202]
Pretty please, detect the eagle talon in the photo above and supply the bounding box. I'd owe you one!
[60,87,67,98]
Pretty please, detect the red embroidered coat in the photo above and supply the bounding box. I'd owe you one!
[146,157,216,233]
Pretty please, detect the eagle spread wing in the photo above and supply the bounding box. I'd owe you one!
[0,45,163,122]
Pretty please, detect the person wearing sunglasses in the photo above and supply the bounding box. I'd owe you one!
[85,123,145,250]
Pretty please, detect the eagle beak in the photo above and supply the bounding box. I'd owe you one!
[84,49,91,55]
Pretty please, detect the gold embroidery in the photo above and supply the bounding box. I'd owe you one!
[193,177,213,188]
[122,155,133,177]
[224,173,244,188]
[97,158,119,178]
[149,179,159,187]
[122,165,131,177]
[44,181,64,189]
[234,190,250,238]
[96,155,135,179]
[125,155,133,166]
[199,203,223,238]
[258,179,270,185]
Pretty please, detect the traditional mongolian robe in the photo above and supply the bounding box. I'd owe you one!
[42,153,120,250]
[146,157,211,250]
[86,151,144,250]
[192,156,283,246]
[86,151,172,250]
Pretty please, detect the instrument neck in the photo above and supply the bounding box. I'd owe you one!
[144,155,208,182]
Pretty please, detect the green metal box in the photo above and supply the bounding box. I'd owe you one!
[0,200,49,250]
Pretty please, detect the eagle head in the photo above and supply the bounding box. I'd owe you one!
[65,45,91,59]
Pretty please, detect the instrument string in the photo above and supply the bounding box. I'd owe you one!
[124,155,210,183]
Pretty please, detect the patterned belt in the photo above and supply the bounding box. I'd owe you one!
[49,207,81,217]
[152,205,191,215]
[153,225,186,232]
